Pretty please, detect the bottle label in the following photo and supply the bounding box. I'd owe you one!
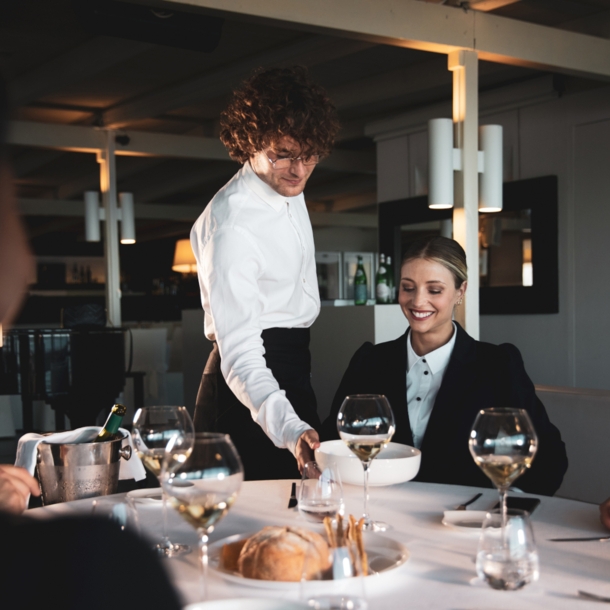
[376,283,390,300]
[105,413,122,435]
[355,284,368,304]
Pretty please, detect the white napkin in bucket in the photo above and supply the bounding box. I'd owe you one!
[15,426,146,482]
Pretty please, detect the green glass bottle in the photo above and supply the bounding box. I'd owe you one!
[386,255,395,303]
[354,255,368,306]
[375,253,390,304]
[94,403,127,442]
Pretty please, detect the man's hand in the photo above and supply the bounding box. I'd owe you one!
[0,465,40,514]
[295,429,320,474]
[600,497,610,530]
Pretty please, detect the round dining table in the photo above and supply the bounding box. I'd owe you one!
[29,479,610,608]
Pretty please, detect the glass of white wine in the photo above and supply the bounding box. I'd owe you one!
[132,405,195,557]
[469,408,538,525]
[337,394,395,532]
[161,432,243,601]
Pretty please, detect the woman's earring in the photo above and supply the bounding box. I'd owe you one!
[456,298,463,306]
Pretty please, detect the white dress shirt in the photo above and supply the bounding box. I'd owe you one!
[190,161,320,456]
[406,324,457,449]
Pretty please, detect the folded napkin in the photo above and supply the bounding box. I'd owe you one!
[15,426,146,482]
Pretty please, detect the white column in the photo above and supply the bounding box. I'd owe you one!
[97,130,122,327]
[449,50,479,339]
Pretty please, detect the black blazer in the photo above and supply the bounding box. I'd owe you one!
[321,323,568,496]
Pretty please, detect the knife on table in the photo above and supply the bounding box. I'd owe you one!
[548,535,610,542]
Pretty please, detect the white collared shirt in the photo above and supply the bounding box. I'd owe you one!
[406,324,457,448]
[190,161,320,456]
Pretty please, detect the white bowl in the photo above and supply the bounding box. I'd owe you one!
[315,440,421,487]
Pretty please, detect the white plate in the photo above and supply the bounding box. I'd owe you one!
[185,599,309,610]
[208,531,409,589]
[442,510,488,532]
[126,488,163,501]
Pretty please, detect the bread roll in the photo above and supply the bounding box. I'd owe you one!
[238,526,330,581]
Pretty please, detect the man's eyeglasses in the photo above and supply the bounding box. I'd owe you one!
[266,154,320,170]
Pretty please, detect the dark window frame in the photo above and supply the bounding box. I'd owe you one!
[378,175,559,315]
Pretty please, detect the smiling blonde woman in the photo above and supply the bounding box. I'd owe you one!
[321,235,568,497]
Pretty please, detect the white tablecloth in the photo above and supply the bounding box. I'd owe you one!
[28,480,610,608]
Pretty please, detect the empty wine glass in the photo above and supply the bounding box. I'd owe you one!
[476,508,539,590]
[161,433,243,601]
[469,408,538,526]
[298,461,344,524]
[337,394,395,532]
[132,405,195,557]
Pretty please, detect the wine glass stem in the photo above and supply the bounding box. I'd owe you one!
[197,529,209,601]
[362,461,371,521]
[499,487,508,527]
[161,489,171,547]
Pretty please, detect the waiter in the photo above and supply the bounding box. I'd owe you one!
[191,66,339,480]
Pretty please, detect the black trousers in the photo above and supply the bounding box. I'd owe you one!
[193,327,320,480]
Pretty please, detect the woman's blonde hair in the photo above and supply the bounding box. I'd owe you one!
[401,236,467,288]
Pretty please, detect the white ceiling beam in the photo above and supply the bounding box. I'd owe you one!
[152,0,610,79]
[18,198,198,220]
[102,36,372,128]
[9,121,106,154]
[7,120,229,159]
[8,120,375,173]
[10,36,154,107]
[18,197,377,227]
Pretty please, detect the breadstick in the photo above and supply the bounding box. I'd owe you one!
[323,516,336,548]
[348,514,357,543]
[355,518,368,576]
[337,514,344,547]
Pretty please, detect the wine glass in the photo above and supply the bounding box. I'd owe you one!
[469,408,538,526]
[476,508,539,590]
[298,461,344,523]
[337,394,395,531]
[161,433,243,601]
[132,405,195,557]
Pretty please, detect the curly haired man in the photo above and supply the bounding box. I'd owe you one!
[191,66,340,480]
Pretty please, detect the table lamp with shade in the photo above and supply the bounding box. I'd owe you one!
[172,239,197,274]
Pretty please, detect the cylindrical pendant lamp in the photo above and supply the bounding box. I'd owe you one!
[428,118,455,209]
[479,125,503,212]
[84,191,101,242]
[119,192,136,244]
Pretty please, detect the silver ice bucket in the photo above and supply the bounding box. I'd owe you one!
[36,433,132,505]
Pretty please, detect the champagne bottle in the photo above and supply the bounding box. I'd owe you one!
[375,253,390,304]
[386,255,395,303]
[354,255,368,306]
[93,403,127,442]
